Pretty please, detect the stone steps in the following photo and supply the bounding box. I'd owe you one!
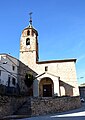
[13,98,31,117]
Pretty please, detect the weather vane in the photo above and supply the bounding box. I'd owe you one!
[29,12,33,25]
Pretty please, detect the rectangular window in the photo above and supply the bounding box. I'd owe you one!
[0,70,1,76]
[45,66,48,71]
[12,77,16,85]
[12,65,15,71]
[8,76,10,87]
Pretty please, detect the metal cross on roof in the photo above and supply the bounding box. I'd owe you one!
[29,12,33,25]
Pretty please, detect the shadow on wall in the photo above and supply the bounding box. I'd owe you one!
[0,84,20,96]
[59,80,74,96]
[18,61,38,96]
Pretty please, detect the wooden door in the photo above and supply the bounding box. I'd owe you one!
[43,84,52,97]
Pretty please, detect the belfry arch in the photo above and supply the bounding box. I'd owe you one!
[39,77,54,97]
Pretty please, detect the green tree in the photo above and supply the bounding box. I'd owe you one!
[24,73,34,88]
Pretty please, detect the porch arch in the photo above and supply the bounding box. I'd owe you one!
[39,77,54,97]
[60,86,65,96]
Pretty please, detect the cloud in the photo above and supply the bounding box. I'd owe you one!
[71,40,85,53]
[77,40,85,48]
[77,54,85,63]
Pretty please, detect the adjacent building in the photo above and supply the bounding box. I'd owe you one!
[0,54,18,87]
[79,84,85,99]
[0,53,36,95]
[0,54,19,94]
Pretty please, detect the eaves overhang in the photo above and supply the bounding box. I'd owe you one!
[36,58,77,64]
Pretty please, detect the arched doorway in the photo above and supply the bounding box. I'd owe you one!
[39,77,53,97]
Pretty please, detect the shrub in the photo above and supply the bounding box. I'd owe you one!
[24,73,34,88]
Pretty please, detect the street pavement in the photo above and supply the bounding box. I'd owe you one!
[7,103,85,120]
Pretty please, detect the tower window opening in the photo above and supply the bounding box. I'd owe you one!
[32,30,34,36]
[26,38,30,45]
[45,66,48,71]
[27,30,30,36]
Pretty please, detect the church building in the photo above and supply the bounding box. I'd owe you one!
[20,15,79,97]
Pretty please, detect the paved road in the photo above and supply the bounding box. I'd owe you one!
[10,103,85,120]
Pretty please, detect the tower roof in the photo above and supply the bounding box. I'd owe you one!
[23,25,38,36]
[23,12,38,36]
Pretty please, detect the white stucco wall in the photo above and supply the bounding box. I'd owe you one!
[33,72,60,97]
[0,54,19,87]
[30,61,79,97]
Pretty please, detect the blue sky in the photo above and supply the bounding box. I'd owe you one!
[0,0,85,84]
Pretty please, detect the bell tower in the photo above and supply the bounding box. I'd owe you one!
[19,13,39,68]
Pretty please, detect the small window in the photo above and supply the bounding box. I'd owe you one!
[12,65,15,71]
[45,66,48,71]
[26,38,30,45]
[0,70,1,76]
[8,76,10,87]
[12,77,16,85]
[27,30,30,36]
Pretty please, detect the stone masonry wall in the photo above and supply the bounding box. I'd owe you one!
[0,96,81,118]
[0,95,28,118]
[31,96,81,116]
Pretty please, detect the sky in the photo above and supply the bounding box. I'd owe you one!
[0,0,85,85]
